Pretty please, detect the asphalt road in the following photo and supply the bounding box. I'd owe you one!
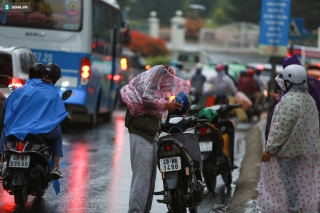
[0,109,254,213]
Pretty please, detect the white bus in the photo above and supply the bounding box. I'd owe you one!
[0,0,128,126]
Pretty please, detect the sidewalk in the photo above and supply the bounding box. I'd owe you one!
[229,118,266,212]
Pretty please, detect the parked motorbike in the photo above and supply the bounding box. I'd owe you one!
[154,113,207,213]
[0,89,72,206]
[195,99,241,192]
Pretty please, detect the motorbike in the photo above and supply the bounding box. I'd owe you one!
[154,113,207,213]
[0,89,72,207]
[194,99,241,192]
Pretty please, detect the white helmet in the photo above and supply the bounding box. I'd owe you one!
[282,64,307,84]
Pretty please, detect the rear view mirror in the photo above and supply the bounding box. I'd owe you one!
[62,89,72,101]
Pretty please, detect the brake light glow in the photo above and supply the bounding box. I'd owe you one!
[17,142,25,151]
[120,57,128,71]
[256,65,264,71]
[164,144,172,152]
[197,126,213,136]
[10,77,24,88]
[81,58,90,79]
[107,74,122,83]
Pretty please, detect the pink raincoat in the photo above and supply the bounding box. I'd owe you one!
[120,65,191,119]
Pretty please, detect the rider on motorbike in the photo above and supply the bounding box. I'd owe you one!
[0,62,68,178]
[208,63,238,104]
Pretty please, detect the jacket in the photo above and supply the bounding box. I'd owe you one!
[125,109,161,142]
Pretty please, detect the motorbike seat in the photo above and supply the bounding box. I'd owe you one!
[8,134,46,144]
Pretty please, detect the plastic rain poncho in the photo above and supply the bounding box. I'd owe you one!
[4,79,68,140]
[120,65,191,119]
[259,83,320,212]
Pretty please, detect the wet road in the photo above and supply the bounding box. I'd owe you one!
[0,109,253,213]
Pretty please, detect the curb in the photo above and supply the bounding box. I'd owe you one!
[229,118,266,212]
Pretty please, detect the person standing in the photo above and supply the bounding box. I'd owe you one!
[191,63,206,104]
[259,64,320,212]
[120,64,191,213]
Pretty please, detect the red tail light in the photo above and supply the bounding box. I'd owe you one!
[11,77,25,88]
[256,65,264,71]
[17,142,25,151]
[164,144,172,152]
[120,57,128,71]
[199,127,208,136]
[107,74,122,83]
[81,58,90,79]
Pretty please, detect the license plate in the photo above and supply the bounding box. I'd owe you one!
[159,157,181,172]
[199,141,213,152]
[9,154,30,168]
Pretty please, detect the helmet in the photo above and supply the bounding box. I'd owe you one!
[215,64,225,72]
[282,64,307,84]
[29,63,44,79]
[198,108,218,123]
[42,63,62,85]
[172,92,192,115]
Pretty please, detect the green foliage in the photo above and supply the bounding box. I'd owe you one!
[145,56,171,67]
[211,8,231,26]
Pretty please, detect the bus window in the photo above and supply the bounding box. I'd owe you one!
[2,0,82,31]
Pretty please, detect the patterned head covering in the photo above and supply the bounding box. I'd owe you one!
[120,65,191,118]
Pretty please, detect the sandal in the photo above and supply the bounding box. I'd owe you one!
[51,166,63,179]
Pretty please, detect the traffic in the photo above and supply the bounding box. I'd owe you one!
[0,0,320,213]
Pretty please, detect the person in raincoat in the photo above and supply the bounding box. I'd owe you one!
[120,64,191,213]
[0,62,68,178]
[264,54,320,142]
[259,64,320,212]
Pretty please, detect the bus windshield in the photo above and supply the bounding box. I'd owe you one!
[0,0,82,31]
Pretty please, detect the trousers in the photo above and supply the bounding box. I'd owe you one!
[128,133,158,213]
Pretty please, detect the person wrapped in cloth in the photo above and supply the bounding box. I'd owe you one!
[120,64,191,213]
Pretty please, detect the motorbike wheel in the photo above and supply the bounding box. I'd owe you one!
[203,159,217,192]
[221,157,232,187]
[14,185,28,206]
[169,173,187,213]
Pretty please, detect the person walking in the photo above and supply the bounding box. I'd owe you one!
[120,64,191,213]
[259,64,320,212]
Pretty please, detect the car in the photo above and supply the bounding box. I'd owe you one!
[0,46,37,130]
[119,47,147,88]
[0,46,37,97]
[171,48,209,72]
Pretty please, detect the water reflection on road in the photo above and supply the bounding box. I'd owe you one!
[0,110,251,213]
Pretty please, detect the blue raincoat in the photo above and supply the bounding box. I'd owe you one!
[4,79,68,140]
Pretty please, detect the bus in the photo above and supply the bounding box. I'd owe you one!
[0,0,129,126]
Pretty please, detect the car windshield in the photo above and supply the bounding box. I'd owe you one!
[0,53,13,76]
